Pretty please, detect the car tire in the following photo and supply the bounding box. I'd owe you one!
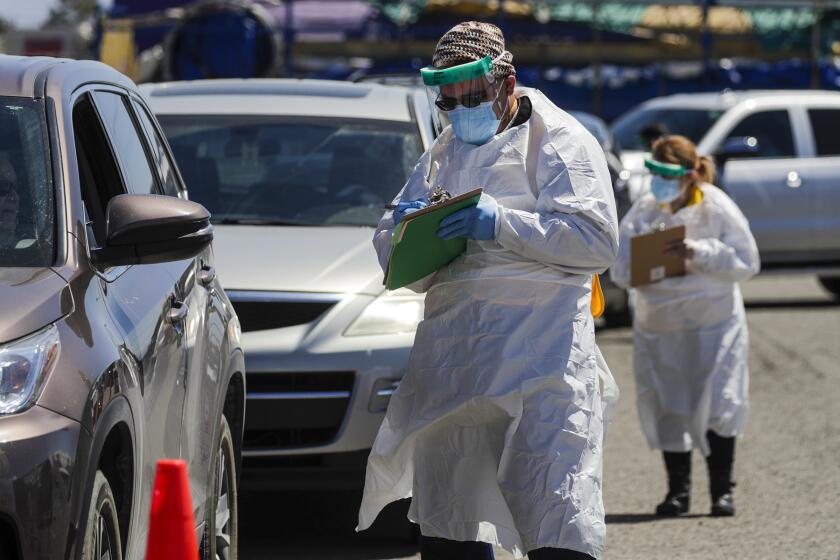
[606,303,633,328]
[818,276,840,298]
[81,471,123,560]
[202,415,238,560]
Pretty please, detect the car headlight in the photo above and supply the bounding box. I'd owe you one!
[344,294,425,337]
[0,324,60,415]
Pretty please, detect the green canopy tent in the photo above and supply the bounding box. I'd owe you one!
[360,0,840,116]
[367,0,840,84]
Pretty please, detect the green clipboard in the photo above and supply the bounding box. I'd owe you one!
[384,188,483,290]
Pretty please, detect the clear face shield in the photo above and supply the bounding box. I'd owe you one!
[421,54,510,145]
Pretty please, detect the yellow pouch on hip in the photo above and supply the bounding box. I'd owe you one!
[591,274,605,318]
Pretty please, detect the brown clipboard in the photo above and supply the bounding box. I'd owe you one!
[630,225,687,287]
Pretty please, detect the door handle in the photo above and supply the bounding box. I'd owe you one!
[786,171,802,188]
[168,300,189,325]
[199,265,216,287]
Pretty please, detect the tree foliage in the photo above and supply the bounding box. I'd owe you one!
[46,0,99,26]
[0,16,14,33]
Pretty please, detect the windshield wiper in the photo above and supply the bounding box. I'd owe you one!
[213,217,315,226]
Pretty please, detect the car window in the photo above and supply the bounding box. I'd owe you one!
[612,108,724,151]
[74,94,127,248]
[157,116,423,227]
[808,109,840,156]
[726,110,795,159]
[0,97,55,267]
[92,91,160,196]
[131,99,181,197]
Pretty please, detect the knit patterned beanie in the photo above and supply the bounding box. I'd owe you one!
[432,21,515,80]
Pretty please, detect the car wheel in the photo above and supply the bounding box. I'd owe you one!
[607,305,633,328]
[818,276,840,298]
[81,471,123,560]
[203,416,238,560]
[603,288,632,328]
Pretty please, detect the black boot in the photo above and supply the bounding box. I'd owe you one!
[655,451,691,516]
[706,431,736,517]
[420,536,495,560]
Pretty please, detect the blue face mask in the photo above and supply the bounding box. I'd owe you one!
[449,100,502,146]
[650,175,681,202]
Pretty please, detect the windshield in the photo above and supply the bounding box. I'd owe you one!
[0,97,54,268]
[611,107,724,151]
[157,116,423,227]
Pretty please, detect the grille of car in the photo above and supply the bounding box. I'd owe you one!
[244,371,355,450]
[225,291,342,332]
[240,450,372,489]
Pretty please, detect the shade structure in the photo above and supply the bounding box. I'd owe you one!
[370,0,836,35]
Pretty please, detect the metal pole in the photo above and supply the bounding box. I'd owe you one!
[592,0,603,117]
[538,1,549,96]
[284,0,295,77]
[496,0,506,35]
[658,31,669,97]
[811,0,822,88]
[702,0,714,88]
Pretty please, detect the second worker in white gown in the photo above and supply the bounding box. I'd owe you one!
[610,134,760,518]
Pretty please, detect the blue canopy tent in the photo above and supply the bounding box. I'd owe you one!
[105,0,840,118]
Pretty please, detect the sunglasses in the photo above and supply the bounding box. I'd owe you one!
[435,89,496,112]
[0,179,16,196]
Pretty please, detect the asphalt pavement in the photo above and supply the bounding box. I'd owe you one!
[239,274,840,560]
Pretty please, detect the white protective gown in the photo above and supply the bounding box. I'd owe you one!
[610,184,760,455]
[357,89,620,559]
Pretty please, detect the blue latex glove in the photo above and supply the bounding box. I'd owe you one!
[393,199,428,225]
[438,198,499,241]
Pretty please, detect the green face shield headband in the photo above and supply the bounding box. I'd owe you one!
[420,56,494,87]
[644,157,690,178]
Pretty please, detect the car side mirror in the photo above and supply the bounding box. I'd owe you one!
[715,136,760,167]
[91,194,213,267]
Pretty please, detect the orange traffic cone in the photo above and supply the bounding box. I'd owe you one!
[146,459,198,560]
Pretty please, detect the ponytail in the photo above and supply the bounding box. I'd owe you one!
[696,155,716,185]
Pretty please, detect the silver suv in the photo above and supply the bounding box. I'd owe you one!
[612,90,840,296]
[142,79,433,490]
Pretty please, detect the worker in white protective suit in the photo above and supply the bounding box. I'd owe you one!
[610,135,760,518]
[357,21,620,560]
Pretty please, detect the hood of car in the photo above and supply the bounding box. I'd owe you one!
[0,268,72,343]
[212,225,385,295]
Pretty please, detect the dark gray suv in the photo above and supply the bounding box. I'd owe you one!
[0,55,245,560]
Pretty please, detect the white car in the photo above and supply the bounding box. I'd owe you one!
[141,79,433,489]
[612,90,840,295]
